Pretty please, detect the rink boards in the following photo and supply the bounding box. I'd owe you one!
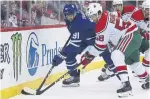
[0,26,144,99]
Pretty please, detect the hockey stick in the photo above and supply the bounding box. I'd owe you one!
[21,62,82,95]
[38,63,82,95]
[21,34,72,95]
[22,56,94,95]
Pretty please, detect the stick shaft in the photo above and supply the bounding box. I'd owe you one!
[36,34,72,91]
[37,63,82,95]
[37,65,55,91]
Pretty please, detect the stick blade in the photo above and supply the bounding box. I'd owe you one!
[21,87,37,95]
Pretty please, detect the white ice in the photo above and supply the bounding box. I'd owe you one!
[11,69,150,99]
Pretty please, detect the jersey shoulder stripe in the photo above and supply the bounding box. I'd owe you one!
[131,9,144,22]
[95,11,109,33]
[122,5,136,14]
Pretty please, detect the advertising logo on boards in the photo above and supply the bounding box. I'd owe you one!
[0,43,10,80]
[26,32,39,76]
[26,32,63,76]
[0,69,4,79]
[11,32,22,81]
[0,43,10,64]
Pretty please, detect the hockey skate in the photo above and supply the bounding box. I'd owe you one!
[62,76,80,87]
[117,81,133,98]
[98,64,115,81]
[62,69,80,87]
[141,75,150,89]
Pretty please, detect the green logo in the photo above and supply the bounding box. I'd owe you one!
[11,32,22,81]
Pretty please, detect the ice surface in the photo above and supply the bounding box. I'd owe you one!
[11,69,150,99]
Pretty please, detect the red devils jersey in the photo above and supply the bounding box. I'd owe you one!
[93,11,138,51]
[114,5,149,39]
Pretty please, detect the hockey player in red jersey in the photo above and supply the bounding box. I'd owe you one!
[98,0,150,89]
[81,2,146,97]
[113,1,150,73]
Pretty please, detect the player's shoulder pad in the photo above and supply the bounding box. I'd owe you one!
[95,10,108,33]
[77,12,95,29]
[131,9,144,22]
[123,5,136,14]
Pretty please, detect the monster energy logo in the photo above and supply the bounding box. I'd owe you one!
[11,32,22,81]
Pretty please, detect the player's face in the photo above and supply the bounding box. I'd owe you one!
[89,14,99,23]
[143,8,150,19]
[138,1,143,9]
[113,4,123,12]
[66,14,75,22]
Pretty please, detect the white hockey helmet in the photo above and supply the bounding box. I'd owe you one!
[113,0,123,5]
[86,3,103,17]
[142,0,150,9]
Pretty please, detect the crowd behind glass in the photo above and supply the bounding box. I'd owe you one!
[0,0,143,28]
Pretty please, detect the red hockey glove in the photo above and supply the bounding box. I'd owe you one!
[81,51,95,66]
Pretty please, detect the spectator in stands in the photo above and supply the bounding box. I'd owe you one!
[1,1,141,28]
[8,12,18,27]
[34,9,42,26]
[1,3,8,28]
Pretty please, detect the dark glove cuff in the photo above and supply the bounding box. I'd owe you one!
[85,51,95,59]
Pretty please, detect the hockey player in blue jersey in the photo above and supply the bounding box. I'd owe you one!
[52,4,115,87]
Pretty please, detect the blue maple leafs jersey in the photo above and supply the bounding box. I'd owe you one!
[64,12,96,50]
